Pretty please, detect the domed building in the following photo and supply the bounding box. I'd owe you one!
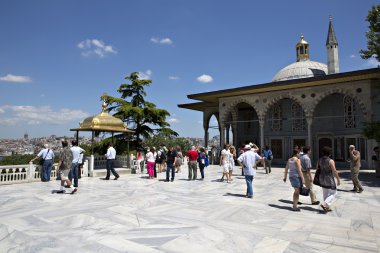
[179,17,380,169]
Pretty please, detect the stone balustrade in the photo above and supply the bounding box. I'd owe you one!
[0,155,135,185]
[0,160,89,185]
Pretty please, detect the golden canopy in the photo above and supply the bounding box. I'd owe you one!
[70,94,134,133]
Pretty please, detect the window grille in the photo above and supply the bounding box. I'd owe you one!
[344,95,355,128]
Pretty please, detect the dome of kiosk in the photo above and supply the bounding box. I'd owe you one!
[272,34,328,82]
[272,60,327,82]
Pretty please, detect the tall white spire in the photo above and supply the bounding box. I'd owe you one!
[326,16,339,74]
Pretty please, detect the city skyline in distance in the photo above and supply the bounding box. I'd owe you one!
[0,1,378,139]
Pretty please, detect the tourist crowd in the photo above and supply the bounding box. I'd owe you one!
[31,139,367,213]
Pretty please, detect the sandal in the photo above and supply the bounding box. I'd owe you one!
[320,204,332,212]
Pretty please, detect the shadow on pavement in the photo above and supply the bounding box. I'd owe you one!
[224,192,247,198]
[338,171,380,188]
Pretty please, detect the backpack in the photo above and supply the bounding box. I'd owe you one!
[205,156,209,167]
[267,150,273,160]
[161,151,167,160]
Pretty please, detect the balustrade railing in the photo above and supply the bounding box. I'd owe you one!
[0,160,88,185]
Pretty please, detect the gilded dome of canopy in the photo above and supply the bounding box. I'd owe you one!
[70,95,134,133]
[80,111,128,132]
[272,60,327,82]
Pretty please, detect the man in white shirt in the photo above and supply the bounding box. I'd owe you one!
[237,144,263,198]
[69,140,85,187]
[105,142,120,180]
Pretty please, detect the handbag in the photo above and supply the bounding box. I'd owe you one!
[313,168,321,186]
[299,186,310,196]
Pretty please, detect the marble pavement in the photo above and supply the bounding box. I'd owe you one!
[0,164,380,253]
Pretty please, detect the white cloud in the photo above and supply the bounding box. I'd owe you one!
[168,118,180,123]
[169,76,179,80]
[77,39,117,58]
[350,54,356,58]
[150,37,173,45]
[138,70,152,80]
[0,105,89,126]
[197,74,213,83]
[0,74,32,83]
[365,58,380,68]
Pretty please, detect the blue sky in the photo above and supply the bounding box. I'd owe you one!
[0,0,378,139]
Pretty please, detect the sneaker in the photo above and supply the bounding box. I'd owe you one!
[312,201,320,205]
[292,207,301,212]
[114,177,119,180]
[170,179,174,182]
[71,188,77,194]
[357,189,364,193]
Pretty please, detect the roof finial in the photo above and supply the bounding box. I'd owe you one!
[101,92,108,112]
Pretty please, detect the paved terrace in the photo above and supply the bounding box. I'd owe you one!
[1,165,379,253]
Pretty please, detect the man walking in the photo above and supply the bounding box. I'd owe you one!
[105,142,120,180]
[263,145,273,174]
[57,140,77,194]
[300,146,319,205]
[348,145,363,193]
[237,144,263,198]
[165,146,177,182]
[69,140,85,187]
[186,146,199,180]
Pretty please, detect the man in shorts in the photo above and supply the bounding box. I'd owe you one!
[57,140,77,194]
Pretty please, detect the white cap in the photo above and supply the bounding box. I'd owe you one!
[245,144,251,150]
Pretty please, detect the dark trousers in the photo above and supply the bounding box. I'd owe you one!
[106,159,119,179]
[154,163,157,178]
[199,164,205,179]
[69,162,79,187]
[166,163,175,181]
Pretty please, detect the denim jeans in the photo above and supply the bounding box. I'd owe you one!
[166,163,175,181]
[69,162,79,187]
[42,159,53,181]
[245,175,254,197]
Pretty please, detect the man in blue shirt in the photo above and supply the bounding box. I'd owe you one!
[30,144,55,182]
[263,145,273,174]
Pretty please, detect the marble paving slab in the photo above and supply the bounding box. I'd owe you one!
[0,165,379,252]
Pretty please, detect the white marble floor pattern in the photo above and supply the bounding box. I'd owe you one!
[0,164,379,253]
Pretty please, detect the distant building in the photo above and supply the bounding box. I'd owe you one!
[179,17,380,168]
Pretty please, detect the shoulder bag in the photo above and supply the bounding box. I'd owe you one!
[39,149,50,166]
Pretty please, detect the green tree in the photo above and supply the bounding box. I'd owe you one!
[143,133,191,153]
[361,5,380,143]
[106,72,178,147]
[360,4,380,62]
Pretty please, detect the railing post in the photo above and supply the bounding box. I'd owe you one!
[83,160,89,177]
[28,162,35,182]
[89,155,94,177]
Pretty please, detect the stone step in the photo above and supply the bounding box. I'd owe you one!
[92,168,132,177]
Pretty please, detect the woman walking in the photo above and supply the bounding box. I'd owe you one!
[316,146,341,212]
[283,149,305,211]
[198,147,207,180]
[146,147,155,179]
